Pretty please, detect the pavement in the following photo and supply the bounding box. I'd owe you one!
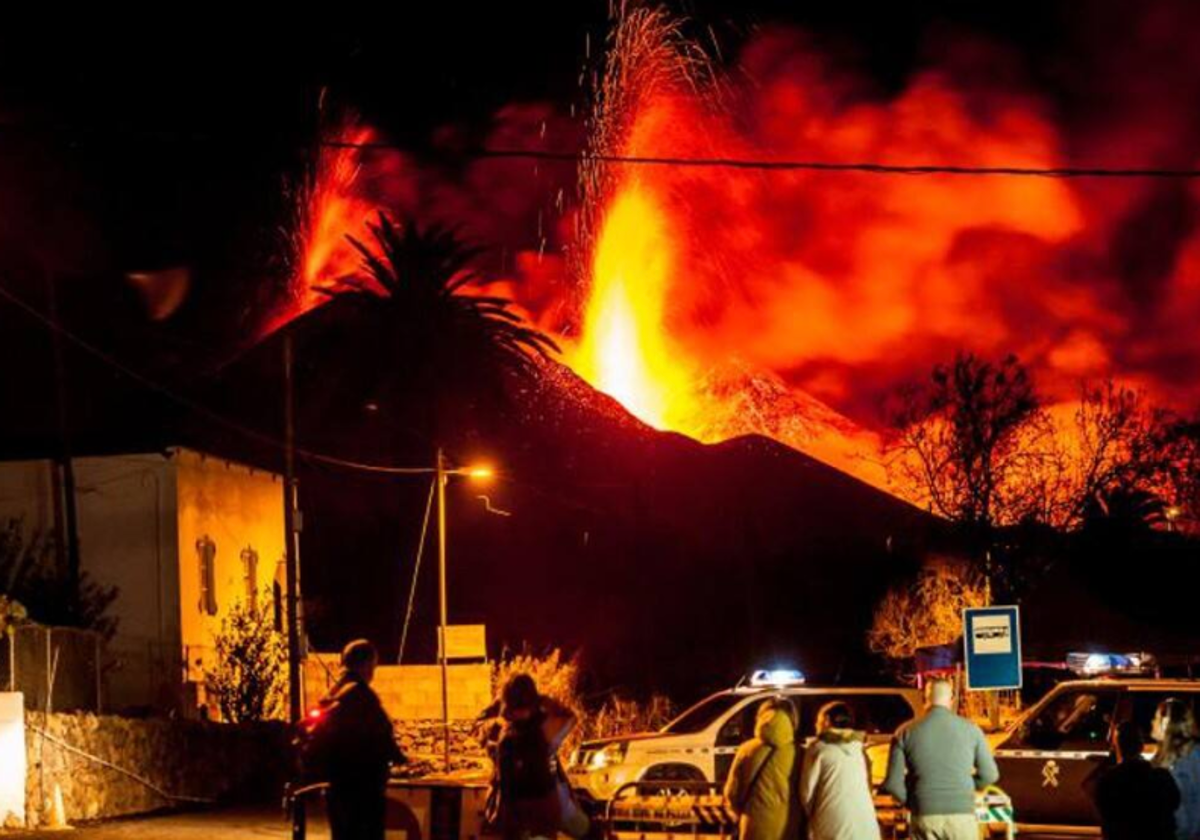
[0,805,327,839]
[0,806,1082,839]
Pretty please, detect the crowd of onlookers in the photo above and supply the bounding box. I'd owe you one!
[303,640,1200,840]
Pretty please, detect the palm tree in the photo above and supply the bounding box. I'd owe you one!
[1081,486,1168,535]
[292,214,558,455]
[326,213,557,378]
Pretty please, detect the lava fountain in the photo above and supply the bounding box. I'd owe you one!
[571,182,695,429]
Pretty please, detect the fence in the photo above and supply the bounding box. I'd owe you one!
[1,624,102,713]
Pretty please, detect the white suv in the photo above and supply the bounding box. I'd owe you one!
[567,681,921,803]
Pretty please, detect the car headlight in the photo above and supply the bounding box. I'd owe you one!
[590,742,629,770]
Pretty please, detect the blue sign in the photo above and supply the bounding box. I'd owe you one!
[963,606,1022,691]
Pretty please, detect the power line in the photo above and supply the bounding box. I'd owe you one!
[0,280,627,517]
[0,122,1195,179]
[0,280,435,476]
[326,141,1200,180]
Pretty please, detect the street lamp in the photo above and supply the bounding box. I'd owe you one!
[435,448,493,770]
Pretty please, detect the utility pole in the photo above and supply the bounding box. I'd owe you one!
[283,334,303,723]
[436,447,451,770]
[45,270,81,618]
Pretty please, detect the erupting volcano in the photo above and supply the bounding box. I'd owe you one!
[281,3,1200,494]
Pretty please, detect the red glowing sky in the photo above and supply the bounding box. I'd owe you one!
[289,3,1200,454]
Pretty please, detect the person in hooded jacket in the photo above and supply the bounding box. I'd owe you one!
[724,697,803,840]
[800,702,881,840]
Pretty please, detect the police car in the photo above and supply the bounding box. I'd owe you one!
[567,670,921,804]
[994,666,1200,834]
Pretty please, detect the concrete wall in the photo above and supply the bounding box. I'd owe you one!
[172,448,288,717]
[23,711,288,828]
[304,656,493,721]
[0,694,24,828]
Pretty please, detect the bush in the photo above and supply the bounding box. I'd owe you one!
[491,647,676,757]
[206,595,286,723]
[585,693,676,741]
[868,559,988,670]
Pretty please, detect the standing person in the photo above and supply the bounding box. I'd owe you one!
[1153,698,1200,839]
[495,674,582,840]
[800,702,881,840]
[879,678,998,840]
[1092,721,1179,840]
[308,639,407,840]
[724,697,803,840]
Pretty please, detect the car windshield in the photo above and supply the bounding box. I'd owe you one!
[663,693,745,734]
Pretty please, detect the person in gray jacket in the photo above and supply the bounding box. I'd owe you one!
[800,701,881,840]
[880,678,999,840]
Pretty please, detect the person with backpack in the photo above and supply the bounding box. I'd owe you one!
[724,697,803,840]
[800,701,881,840]
[306,639,406,840]
[495,674,582,840]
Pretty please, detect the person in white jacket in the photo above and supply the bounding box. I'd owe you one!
[799,702,881,840]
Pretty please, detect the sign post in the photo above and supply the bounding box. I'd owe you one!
[963,606,1022,691]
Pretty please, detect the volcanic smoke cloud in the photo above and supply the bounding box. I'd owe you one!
[288,3,1200,488]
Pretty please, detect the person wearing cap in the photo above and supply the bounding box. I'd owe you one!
[494,673,581,840]
[311,639,406,840]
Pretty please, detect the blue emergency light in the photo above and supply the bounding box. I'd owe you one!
[1066,651,1156,676]
[749,668,806,687]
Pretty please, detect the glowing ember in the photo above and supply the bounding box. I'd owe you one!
[299,125,378,301]
[263,123,382,335]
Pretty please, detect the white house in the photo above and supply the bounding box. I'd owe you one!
[0,447,290,716]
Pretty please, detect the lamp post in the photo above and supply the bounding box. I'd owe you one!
[434,449,493,769]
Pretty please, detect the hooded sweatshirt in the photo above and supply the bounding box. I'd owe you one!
[724,706,802,840]
[800,729,881,840]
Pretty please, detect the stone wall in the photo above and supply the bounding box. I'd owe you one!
[395,720,489,775]
[304,656,493,721]
[23,712,288,828]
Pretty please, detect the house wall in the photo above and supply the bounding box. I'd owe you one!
[172,448,287,717]
[0,449,289,718]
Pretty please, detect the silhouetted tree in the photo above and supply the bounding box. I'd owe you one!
[1081,486,1167,535]
[1050,381,1173,529]
[885,353,1054,556]
[0,519,117,638]
[329,214,557,382]
[1159,414,1200,533]
[293,214,559,453]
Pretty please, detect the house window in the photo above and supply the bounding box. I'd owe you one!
[196,536,218,616]
[240,547,259,611]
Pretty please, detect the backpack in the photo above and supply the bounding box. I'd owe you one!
[498,718,556,800]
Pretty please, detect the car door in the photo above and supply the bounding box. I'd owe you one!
[995,686,1119,826]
